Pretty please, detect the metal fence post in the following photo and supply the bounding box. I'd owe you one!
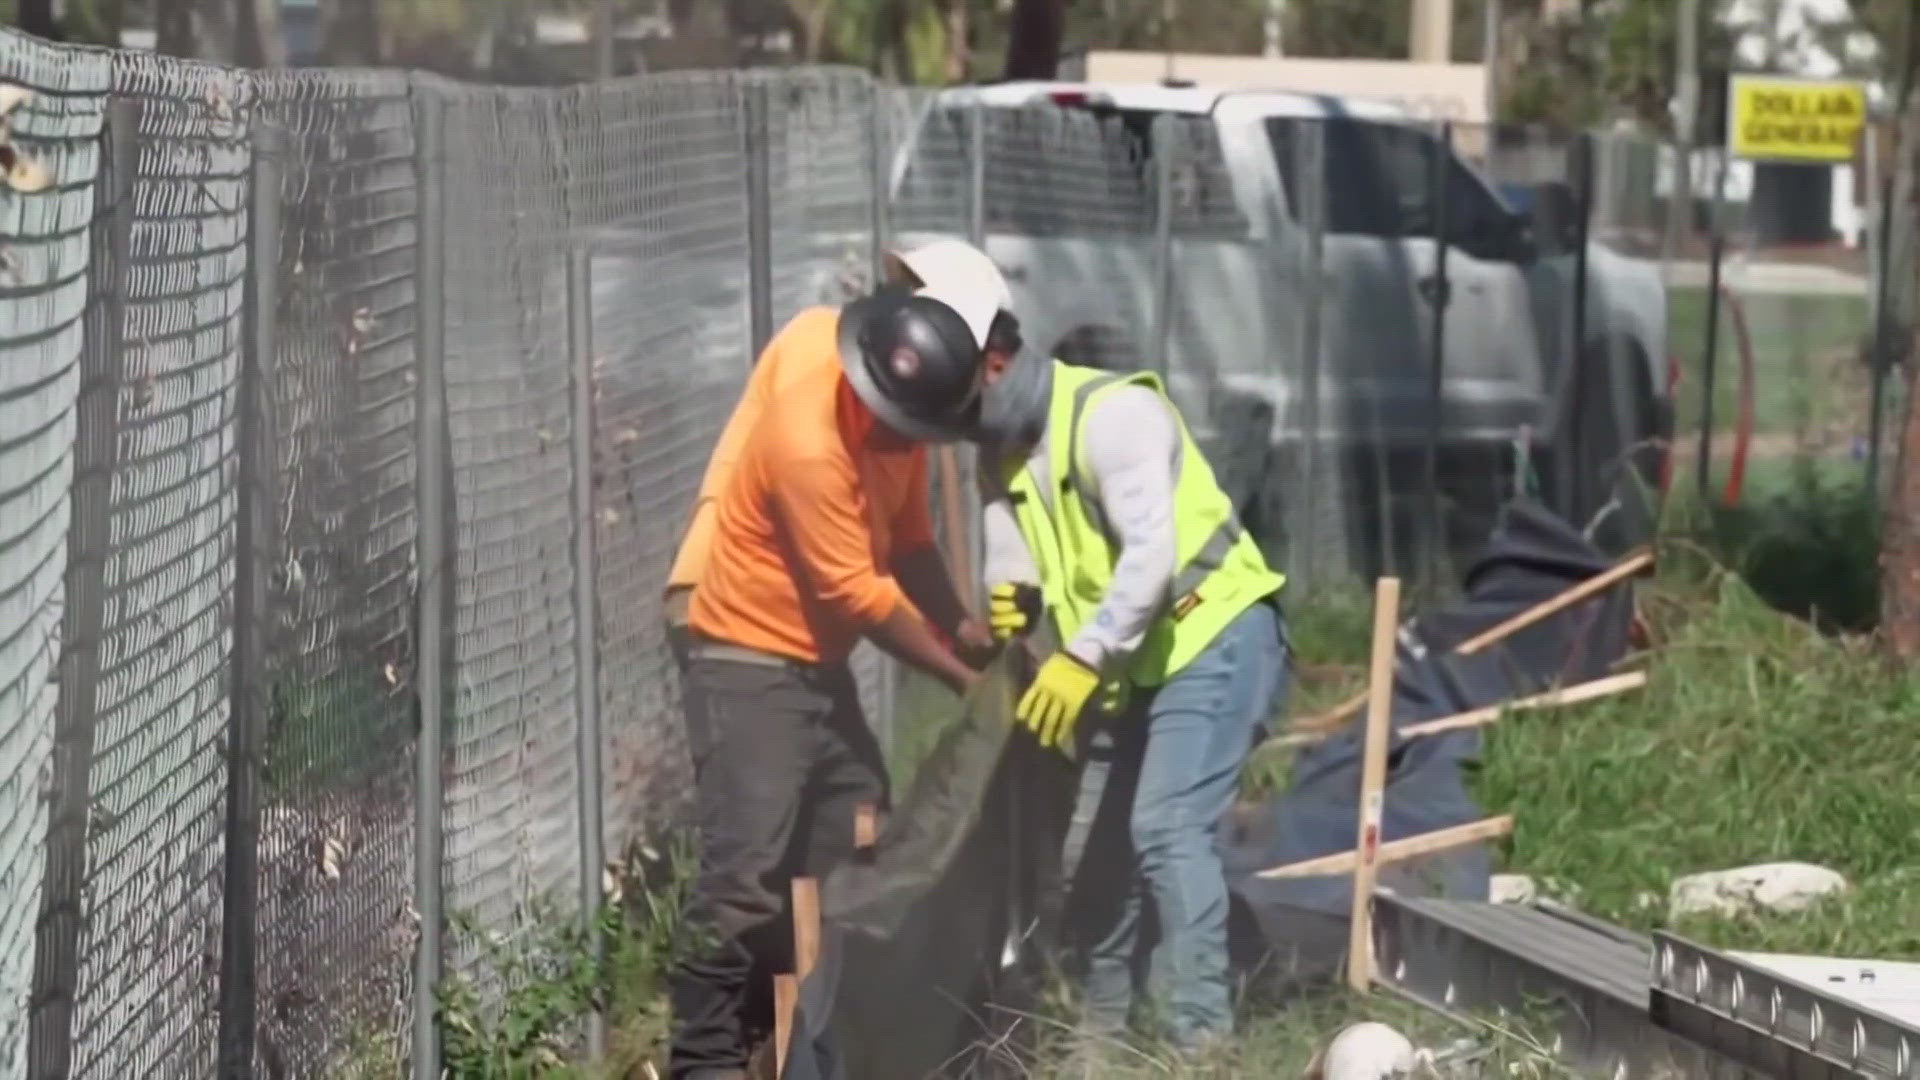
[1423,122,1453,589]
[1293,121,1327,587]
[868,81,889,284]
[744,78,774,360]
[216,117,286,1080]
[966,102,986,251]
[1694,149,1730,504]
[868,81,904,761]
[566,247,608,1059]
[1867,121,1899,495]
[1565,131,1596,528]
[410,90,451,1080]
[31,96,138,1080]
[1150,114,1176,378]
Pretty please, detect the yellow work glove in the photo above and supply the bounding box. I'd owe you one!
[987,582,1041,643]
[1017,651,1102,752]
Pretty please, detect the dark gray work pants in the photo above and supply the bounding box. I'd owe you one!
[665,641,886,1079]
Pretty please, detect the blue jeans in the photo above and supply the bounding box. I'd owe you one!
[1066,601,1286,1046]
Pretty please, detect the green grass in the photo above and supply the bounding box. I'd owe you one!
[1667,285,1870,443]
[1481,556,1920,959]
[1006,990,1580,1078]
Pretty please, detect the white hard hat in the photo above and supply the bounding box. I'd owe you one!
[884,238,1013,314]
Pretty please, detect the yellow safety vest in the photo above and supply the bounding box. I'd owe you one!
[1004,361,1285,687]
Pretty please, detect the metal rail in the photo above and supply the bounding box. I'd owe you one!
[1374,894,1920,1078]
[1373,893,1748,1078]
[1651,932,1920,1079]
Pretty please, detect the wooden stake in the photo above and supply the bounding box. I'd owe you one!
[773,974,797,1076]
[1283,548,1654,738]
[936,446,974,613]
[1255,815,1515,880]
[1397,671,1646,741]
[1347,577,1399,992]
[791,876,820,982]
[1451,548,1654,656]
[772,875,823,1076]
[1262,670,1647,752]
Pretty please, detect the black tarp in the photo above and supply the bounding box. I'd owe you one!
[1222,499,1637,987]
[782,499,1636,1077]
[783,660,1075,1080]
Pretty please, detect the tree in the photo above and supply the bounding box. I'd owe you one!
[16,0,59,39]
[234,0,287,66]
[1875,0,1920,657]
[156,0,233,59]
[318,0,382,65]
[1002,0,1063,78]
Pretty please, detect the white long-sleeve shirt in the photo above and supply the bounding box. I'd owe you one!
[980,384,1182,673]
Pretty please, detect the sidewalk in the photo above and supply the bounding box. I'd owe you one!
[1665,258,1868,297]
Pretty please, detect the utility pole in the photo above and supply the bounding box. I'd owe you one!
[1410,0,1453,63]
[1481,0,1501,123]
[1264,0,1285,58]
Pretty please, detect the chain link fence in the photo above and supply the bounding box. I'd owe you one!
[1,32,111,1080]
[1658,127,1912,632]
[1,24,1840,1077]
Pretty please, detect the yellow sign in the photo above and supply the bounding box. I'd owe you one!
[1728,76,1868,163]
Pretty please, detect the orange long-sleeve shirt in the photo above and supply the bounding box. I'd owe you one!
[682,306,935,665]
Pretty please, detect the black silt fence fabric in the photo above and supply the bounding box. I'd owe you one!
[782,660,1075,1080]
[1223,499,1637,987]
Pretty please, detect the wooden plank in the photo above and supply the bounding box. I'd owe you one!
[1348,576,1400,992]
[936,446,974,614]
[792,876,820,982]
[1397,671,1647,741]
[1256,815,1516,881]
[1264,670,1647,751]
[853,803,878,851]
[1282,548,1654,738]
[1452,547,1654,656]
[773,974,797,1077]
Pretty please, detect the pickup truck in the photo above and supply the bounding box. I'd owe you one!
[886,81,1671,577]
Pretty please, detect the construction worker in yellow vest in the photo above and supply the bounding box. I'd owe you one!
[966,346,1289,1053]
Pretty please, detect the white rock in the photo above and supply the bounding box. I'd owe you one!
[1489,874,1537,905]
[1309,1021,1418,1079]
[1668,863,1849,921]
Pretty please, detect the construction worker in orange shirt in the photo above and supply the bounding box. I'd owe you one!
[661,241,1020,1080]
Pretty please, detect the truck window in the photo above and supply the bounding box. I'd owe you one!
[1268,117,1515,253]
[893,103,1249,240]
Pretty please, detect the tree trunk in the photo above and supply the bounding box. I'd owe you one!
[68,0,129,46]
[319,0,382,66]
[234,0,288,67]
[942,0,970,83]
[156,0,196,55]
[156,0,234,60]
[1003,0,1065,80]
[664,0,740,69]
[17,0,61,40]
[1879,9,1920,658]
[1880,145,1920,654]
